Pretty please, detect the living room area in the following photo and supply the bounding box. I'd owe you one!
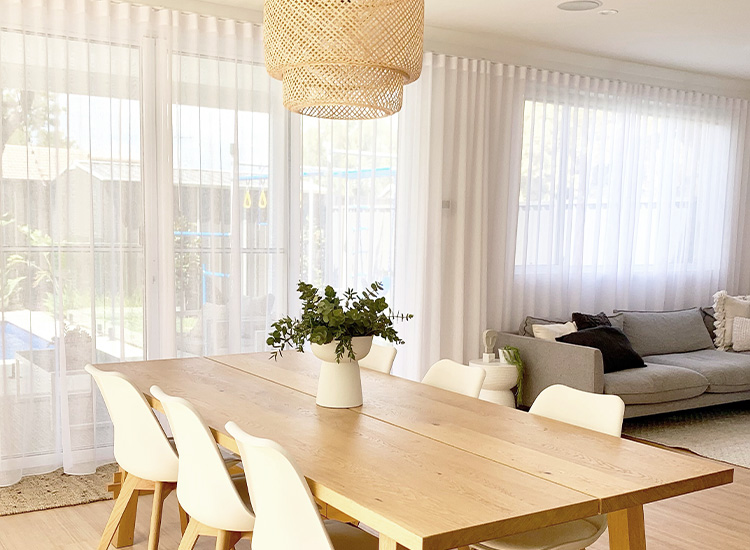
[1,1,749,549]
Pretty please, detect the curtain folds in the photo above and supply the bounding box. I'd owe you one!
[0,0,272,486]
[509,71,750,324]
[395,53,750,379]
[393,54,526,379]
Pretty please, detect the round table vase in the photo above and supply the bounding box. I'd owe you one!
[311,336,373,408]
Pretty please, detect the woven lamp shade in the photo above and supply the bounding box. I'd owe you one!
[263,0,424,120]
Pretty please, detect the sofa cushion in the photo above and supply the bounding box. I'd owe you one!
[646,349,750,393]
[608,312,624,331]
[700,306,717,342]
[604,363,709,405]
[712,291,750,350]
[572,311,611,330]
[557,327,646,373]
[519,316,566,337]
[615,308,714,357]
[532,321,577,340]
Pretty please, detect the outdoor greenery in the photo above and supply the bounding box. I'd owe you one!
[267,281,412,362]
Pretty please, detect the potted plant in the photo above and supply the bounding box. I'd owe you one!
[267,281,412,408]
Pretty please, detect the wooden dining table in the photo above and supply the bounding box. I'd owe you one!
[98,352,734,550]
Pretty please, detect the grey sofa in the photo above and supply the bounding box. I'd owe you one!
[497,307,750,418]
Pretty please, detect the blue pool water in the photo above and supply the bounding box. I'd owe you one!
[1,321,54,360]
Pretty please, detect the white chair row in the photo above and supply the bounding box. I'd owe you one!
[86,364,377,550]
[88,359,624,550]
[363,344,488,399]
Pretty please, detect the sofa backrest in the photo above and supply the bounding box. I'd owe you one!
[613,308,714,357]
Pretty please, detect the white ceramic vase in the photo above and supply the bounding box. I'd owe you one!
[310,335,373,408]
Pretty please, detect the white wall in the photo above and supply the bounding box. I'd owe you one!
[138,0,750,99]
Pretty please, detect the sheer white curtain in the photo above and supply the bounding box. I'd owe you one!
[0,0,274,486]
[167,15,285,358]
[393,54,750,379]
[508,71,750,324]
[0,0,149,486]
[393,54,526,379]
[296,116,399,297]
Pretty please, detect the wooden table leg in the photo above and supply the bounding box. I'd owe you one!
[379,535,407,550]
[608,505,646,550]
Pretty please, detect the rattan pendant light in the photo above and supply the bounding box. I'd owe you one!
[263,0,425,120]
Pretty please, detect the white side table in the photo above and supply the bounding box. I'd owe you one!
[469,358,518,407]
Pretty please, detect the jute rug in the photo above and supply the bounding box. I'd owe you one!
[623,402,750,468]
[0,463,117,516]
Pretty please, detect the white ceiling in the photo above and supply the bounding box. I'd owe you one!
[212,0,750,80]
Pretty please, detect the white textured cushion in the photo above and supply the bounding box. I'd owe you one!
[732,317,750,352]
[713,291,750,350]
[532,321,577,341]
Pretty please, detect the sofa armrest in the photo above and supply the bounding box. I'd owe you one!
[496,333,604,407]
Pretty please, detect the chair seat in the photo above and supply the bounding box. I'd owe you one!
[324,520,379,550]
[472,515,607,550]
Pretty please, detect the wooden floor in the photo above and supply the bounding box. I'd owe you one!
[0,466,748,549]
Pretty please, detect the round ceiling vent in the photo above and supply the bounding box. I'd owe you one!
[557,1,603,11]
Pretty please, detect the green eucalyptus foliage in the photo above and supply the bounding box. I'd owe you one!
[267,281,412,362]
[499,345,524,407]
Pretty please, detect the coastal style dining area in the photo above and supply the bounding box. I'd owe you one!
[85,351,733,550]
[2,1,750,549]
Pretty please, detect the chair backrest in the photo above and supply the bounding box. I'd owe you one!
[529,384,625,437]
[225,422,333,550]
[421,359,486,398]
[85,364,178,481]
[151,386,254,533]
[359,343,397,374]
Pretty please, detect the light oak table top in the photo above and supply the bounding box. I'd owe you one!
[211,352,733,514]
[99,353,733,550]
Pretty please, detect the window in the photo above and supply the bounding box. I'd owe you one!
[299,116,399,298]
[516,91,731,277]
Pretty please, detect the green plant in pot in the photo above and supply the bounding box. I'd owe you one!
[267,281,412,408]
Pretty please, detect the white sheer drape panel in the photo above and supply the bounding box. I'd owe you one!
[393,54,525,379]
[168,16,284,358]
[298,116,398,297]
[0,0,274,486]
[509,71,750,325]
[0,0,151,486]
[723,101,750,295]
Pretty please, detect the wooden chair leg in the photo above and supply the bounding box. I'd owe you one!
[97,473,140,550]
[215,530,232,550]
[178,503,190,535]
[114,469,140,549]
[177,518,201,550]
[147,482,173,550]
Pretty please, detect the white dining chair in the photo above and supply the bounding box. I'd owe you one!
[151,386,255,550]
[421,359,487,398]
[85,365,181,550]
[471,384,626,550]
[358,343,397,374]
[225,421,378,550]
